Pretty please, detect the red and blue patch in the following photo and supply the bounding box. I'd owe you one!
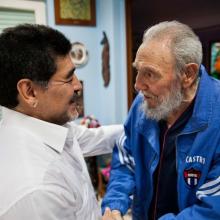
[184,168,201,187]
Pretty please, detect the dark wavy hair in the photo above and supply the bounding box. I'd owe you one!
[0,24,71,108]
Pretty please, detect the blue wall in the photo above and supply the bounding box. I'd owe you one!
[46,0,127,125]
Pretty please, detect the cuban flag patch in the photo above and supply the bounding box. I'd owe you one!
[184,168,201,187]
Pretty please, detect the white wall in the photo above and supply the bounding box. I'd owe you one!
[46,0,127,125]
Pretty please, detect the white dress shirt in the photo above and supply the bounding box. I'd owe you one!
[0,107,123,220]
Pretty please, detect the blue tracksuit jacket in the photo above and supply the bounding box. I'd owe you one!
[102,66,220,220]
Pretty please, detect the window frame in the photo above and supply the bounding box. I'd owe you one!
[0,0,46,25]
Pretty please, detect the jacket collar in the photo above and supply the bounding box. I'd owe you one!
[137,109,160,154]
[1,107,68,153]
[181,65,212,133]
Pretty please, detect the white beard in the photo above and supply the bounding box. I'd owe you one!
[140,80,184,121]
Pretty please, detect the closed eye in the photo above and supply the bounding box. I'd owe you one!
[64,77,73,84]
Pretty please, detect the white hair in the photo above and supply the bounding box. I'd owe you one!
[142,21,202,75]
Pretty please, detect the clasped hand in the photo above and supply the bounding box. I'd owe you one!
[102,208,124,220]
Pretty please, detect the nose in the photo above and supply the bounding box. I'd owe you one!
[134,73,148,92]
[72,74,82,91]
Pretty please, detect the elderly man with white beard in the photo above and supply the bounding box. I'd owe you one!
[101,21,220,220]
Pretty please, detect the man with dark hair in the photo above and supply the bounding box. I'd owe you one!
[102,21,220,220]
[0,24,122,220]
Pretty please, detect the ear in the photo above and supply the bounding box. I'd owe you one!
[181,63,199,89]
[17,79,38,108]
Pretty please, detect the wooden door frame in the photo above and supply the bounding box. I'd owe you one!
[125,0,133,109]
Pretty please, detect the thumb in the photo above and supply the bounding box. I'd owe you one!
[104,207,111,216]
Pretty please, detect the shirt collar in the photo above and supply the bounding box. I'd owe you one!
[1,107,68,153]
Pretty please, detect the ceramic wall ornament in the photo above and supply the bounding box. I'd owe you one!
[100,31,110,87]
[70,42,89,68]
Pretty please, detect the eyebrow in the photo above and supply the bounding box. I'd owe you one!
[132,62,137,68]
[132,62,153,72]
[133,63,161,76]
[132,62,144,72]
[65,67,76,79]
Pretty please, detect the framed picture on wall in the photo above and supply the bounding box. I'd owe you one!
[210,41,220,79]
[54,0,96,26]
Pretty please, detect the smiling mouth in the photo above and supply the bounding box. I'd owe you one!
[69,99,76,104]
[143,94,154,100]
[141,91,154,100]
[70,90,81,103]
[144,95,151,99]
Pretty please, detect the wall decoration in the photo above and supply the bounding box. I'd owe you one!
[100,31,110,87]
[70,42,89,68]
[54,0,96,26]
[210,42,220,79]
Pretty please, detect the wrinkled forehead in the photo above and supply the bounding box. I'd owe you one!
[134,41,175,69]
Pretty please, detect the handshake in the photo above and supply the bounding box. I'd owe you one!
[102,208,124,220]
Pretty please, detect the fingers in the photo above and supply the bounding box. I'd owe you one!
[102,208,123,220]
[102,207,114,220]
[112,210,123,220]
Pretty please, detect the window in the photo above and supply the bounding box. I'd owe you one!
[0,0,46,33]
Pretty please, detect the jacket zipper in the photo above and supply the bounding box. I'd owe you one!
[152,128,169,220]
